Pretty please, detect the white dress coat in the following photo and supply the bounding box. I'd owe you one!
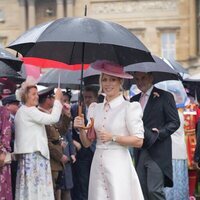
[87,95,144,200]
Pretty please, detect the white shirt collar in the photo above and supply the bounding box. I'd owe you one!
[143,86,154,96]
[104,94,124,109]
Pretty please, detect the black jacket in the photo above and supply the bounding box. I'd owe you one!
[130,87,180,187]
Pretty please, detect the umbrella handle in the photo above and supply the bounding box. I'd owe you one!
[78,105,94,130]
[82,118,94,130]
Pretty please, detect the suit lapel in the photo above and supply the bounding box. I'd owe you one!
[143,87,157,120]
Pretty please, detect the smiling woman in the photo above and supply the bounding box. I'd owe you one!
[14,76,64,200]
[74,60,145,200]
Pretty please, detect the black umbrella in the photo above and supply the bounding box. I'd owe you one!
[0,60,22,79]
[124,55,180,88]
[0,46,22,71]
[8,17,153,66]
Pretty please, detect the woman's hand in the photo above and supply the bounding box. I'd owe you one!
[0,152,6,167]
[55,88,63,101]
[74,116,85,129]
[99,130,112,143]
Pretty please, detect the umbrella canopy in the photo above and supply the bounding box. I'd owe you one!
[163,58,188,74]
[124,55,180,86]
[0,46,22,71]
[155,80,188,108]
[38,68,81,89]
[38,67,100,89]
[163,58,189,79]
[8,17,153,66]
[183,76,200,101]
[0,60,22,79]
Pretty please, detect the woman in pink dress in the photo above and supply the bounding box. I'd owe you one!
[0,106,12,200]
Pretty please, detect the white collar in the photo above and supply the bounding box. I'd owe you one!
[103,95,124,109]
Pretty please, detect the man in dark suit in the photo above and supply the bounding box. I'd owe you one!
[130,72,180,200]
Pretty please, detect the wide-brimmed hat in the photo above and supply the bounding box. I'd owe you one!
[91,60,133,79]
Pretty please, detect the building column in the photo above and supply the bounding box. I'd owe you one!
[189,0,197,58]
[56,0,64,19]
[27,0,36,28]
[18,0,27,31]
[66,0,74,17]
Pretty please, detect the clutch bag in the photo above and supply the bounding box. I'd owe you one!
[87,126,96,141]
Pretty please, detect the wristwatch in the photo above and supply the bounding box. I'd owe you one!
[112,135,117,142]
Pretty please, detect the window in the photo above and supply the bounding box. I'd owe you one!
[0,10,5,22]
[161,32,176,59]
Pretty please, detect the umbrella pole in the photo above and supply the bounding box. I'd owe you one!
[78,42,85,116]
[78,5,87,116]
[58,71,61,88]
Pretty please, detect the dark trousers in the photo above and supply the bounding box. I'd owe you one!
[11,160,18,200]
[71,159,92,200]
[136,150,166,200]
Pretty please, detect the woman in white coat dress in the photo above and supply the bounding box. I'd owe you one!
[74,60,144,200]
[14,77,63,200]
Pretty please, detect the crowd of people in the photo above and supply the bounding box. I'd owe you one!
[0,59,200,200]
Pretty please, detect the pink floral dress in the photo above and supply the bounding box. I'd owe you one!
[0,106,12,200]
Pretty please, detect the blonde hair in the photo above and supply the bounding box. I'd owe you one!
[98,73,124,94]
[20,85,37,104]
[15,76,38,104]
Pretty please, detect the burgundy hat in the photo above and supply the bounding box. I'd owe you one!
[91,60,133,79]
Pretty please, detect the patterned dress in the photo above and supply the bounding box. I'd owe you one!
[15,152,54,200]
[0,106,12,200]
[14,102,62,200]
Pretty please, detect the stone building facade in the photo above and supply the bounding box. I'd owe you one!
[0,0,199,74]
